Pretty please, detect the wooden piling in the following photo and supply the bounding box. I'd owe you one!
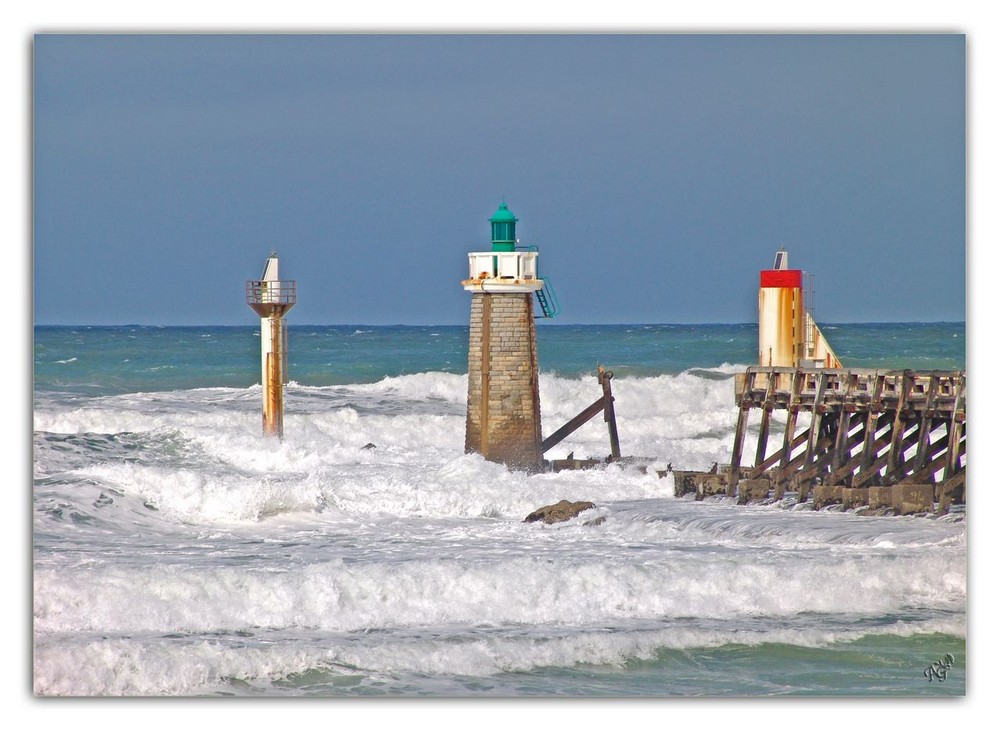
[728,369,753,495]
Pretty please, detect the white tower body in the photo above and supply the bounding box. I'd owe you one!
[247,254,296,437]
[758,248,841,369]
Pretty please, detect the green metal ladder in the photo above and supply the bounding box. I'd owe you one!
[516,245,560,318]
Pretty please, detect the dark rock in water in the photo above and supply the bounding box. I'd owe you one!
[361,443,377,450]
[583,516,606,527]
[524,500,596,524]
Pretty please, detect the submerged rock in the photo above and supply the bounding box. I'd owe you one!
[524,500,596,524]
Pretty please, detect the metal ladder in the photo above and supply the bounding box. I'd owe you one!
[535,278,560,318]
[516,244,560,318]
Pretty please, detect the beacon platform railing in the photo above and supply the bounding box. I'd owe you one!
[467,251,538,281]
[246,280,297,306]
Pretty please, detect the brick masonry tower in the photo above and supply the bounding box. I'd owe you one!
[462,202,544,471]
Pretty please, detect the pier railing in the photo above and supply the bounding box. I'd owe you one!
[734,367,965,416]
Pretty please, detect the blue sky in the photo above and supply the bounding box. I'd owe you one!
[33,33,966,326]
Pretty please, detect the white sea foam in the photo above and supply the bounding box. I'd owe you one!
[33,367,968,696]
[34,539,964,637]
[34,611,966,696]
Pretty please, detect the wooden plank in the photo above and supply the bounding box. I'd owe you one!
[854,422,921,487]
[825,430,893,486]
[749,427,810,479]
[937,469,965,515]
[540,396,606,454]
[755,408,772,468]
[832,409,856,472]
[804,371,829,465]
[728,369,754,492]
[772,435,834,485]
[945,374,966,480]
[729,406,749,494]
[754,370,776,467]
[913,377,938,471]
[780,410,800,468]
[886,372,913,474]
[898,434,952,485]
[791,443,839,490]
[861,403,890,473]
[884,423,929,483]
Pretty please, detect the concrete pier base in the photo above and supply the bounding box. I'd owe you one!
[738,479,771,504]
[841,487,869,509]
[812,485,843,509]
[892,484,934,515]
[695,473,728,500]
[868,486,893,509]
[772,474,786,501]
[672,471,696,498]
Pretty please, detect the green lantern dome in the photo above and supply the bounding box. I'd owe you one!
[489,202,518,252]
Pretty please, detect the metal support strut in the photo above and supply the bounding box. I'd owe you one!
[541,366,621,461]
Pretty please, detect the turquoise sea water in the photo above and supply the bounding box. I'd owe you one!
[33,322,966,697]
[34,321,965,395]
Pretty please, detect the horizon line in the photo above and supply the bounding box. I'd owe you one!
[32,319,968,328]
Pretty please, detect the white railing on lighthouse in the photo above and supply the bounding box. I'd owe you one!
[467,251,538,281]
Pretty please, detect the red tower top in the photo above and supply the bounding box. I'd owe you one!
[760,247,802,288]
[760,269,802,288]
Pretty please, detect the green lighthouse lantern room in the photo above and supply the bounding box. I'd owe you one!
[490,202,518,252]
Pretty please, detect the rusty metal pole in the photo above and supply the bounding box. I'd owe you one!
[264,313,284,438]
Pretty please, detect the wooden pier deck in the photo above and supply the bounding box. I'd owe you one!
[676,367,966,515]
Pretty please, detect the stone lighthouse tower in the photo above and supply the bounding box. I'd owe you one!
[462,202,544,471]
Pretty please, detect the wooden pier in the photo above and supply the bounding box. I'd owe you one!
[676,367,966,515]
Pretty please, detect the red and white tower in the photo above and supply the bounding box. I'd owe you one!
[758,248,841,368]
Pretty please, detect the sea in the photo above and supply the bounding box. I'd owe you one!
[32,322,967,699]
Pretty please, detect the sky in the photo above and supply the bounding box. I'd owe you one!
[34,34,965,327]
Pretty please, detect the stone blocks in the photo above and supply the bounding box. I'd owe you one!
[465,293,543,471]
[892,484,934,515]
[812,485,843,509]
[868,486,893,509]
[694,473,728,499]
[841,487,869,509]
[738,478,771,504]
